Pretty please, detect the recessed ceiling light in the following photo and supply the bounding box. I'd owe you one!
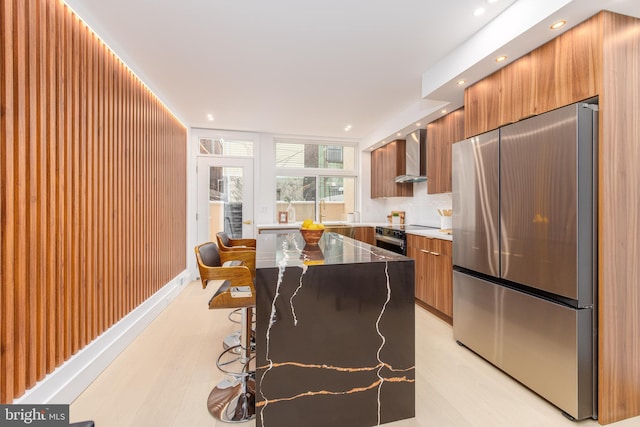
[207,114,214,121]
[495,55,507,62]
[487,0,499,3]
[416,122,421,127]
[550,20,566,30]
[457,79,466,86]
[344,124,352,132]
[397,132,401,137]
[441,109,448,114]
[473,7,485,17]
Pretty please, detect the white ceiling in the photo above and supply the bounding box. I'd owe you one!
[65,0,640,147]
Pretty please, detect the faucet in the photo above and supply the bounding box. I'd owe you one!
[319,200,326,223]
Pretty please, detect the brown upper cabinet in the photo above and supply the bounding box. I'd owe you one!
[370,140,413,198]
[426,108,464,194]
[464,15,601,138]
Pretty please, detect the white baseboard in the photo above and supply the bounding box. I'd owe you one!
[14,270,189,404]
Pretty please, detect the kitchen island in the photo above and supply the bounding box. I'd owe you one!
[255,231,415,427]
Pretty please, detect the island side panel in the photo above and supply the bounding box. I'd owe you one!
[256,259,415,427]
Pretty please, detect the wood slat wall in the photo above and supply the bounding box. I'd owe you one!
[1,0,187,403]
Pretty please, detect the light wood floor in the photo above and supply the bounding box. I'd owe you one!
[71,280,640,427]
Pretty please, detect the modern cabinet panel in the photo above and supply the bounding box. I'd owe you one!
[370,148,383,198]
[464,14,601,138]
[500,53,534,124]
[407,234,453,320]
[464,70,502,138]
[353,226,374,245]
[370,140,413,198]
[430,239,453,317]
[532,15,601,115]
[426,108,464,194]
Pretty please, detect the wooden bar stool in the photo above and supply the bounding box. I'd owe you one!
[194,242,256,423]
[216,232,256,279]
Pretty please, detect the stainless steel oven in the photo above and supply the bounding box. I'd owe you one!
[374,226,407,255]
[375,225,440,255]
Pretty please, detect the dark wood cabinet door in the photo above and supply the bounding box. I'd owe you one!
[353,226,374,245]
[426,108,464,194]
[370,140,413,198]
[430,240,453,317]
[464,70,502,138]
[407,235,453,319]
[370,148,382,198]
[532,15,601,115]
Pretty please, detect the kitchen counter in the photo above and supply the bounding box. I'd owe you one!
[256,221,382,230]
[406,228,453,241]
[255,231,415,427]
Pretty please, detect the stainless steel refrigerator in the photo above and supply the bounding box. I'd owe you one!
[452,100,598,420]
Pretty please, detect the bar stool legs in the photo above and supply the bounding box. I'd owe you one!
[224,308,256,354]
[207,307,256,423]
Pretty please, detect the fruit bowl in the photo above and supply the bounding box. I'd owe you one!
[300,228,324,245]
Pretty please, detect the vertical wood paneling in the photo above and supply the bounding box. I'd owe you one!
[0,0,187,403]
[70,7,80,355]
[96,36,105,336]
[83,22,94,346]
[26,0,39,390]
[35,0,48,381]
[44,0,56,374]
[1,0,16,404]
[14,0,28,398]
[63,3,73,362]
[599,11,640,425]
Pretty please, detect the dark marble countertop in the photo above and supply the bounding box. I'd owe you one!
[255,231,409,270]
[255,230,415,427]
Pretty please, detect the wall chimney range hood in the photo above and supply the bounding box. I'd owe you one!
[395,129,427,183]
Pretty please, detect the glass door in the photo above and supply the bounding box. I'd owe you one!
[197,156,254,244]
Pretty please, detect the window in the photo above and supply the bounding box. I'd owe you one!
[199,137,253,156]
[275,139,357,223]
[276,142,355,169]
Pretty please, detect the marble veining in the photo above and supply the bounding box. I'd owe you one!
[259,237,289,421]
[375,262,392,425]
[256,232,415,427]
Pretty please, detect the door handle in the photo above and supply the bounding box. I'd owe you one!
[430,252,440,256]
[242,220,252,225]
[420,249,431,254]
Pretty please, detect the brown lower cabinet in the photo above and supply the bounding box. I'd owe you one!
[406,234,453,322]
[322,225,375,246]
[353,226,374,245]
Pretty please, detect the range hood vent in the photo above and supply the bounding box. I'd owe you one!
[395,129,427,183]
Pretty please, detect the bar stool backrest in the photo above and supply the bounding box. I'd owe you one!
[198,242,222,267]
[216,232,232,248]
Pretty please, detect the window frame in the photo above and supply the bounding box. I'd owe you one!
[274,138,359,222]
